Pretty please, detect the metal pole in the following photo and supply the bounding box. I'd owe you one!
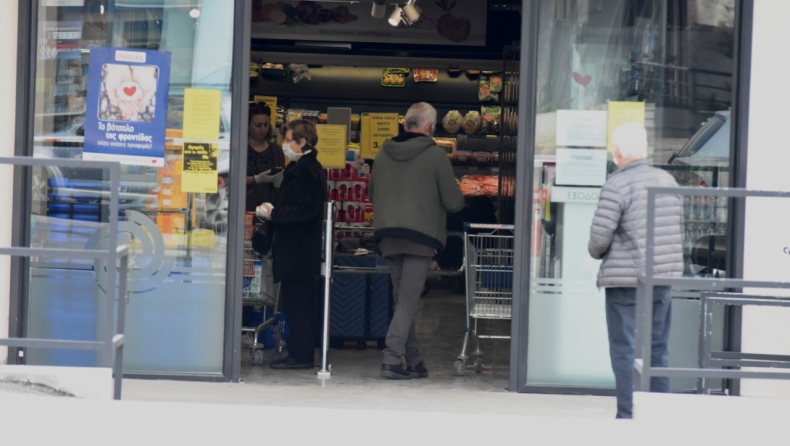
[317,201,335,379]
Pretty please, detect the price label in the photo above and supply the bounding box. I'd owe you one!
[315,124,347,169]
[362,113,399,159]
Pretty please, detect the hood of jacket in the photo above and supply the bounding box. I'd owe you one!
[381,133,434,162]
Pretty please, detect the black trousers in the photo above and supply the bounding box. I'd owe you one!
[279,278,318,365]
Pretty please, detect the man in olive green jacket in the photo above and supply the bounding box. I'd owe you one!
[370,102,464,379]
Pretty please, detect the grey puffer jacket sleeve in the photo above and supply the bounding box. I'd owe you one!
[588,161,684,289]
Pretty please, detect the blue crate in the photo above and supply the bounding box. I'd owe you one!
[480,265,514,290]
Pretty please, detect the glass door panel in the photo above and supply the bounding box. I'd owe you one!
[526,0,734,390]
[28,0,236,374]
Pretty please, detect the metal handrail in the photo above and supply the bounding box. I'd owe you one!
[635,186,790,392]
[0,157,129,400]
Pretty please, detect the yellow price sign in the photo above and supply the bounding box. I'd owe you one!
[315,124,347,169]
[362,113,399,159]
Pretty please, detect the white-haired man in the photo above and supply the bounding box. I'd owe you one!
[588,122,684,418]
[370,102,464,379]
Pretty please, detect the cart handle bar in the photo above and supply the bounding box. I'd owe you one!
[463,223,516,231]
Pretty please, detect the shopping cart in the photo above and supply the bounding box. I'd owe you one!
[454,224,515,376]
[241,239,286,366]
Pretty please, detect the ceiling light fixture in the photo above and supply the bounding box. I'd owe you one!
[189,8,201,19]
[371,0,387,19]
[388,6,403,26]
[402,1,420,25]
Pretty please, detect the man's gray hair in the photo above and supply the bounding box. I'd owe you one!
[404,102,437,130]
[611,122,648,159]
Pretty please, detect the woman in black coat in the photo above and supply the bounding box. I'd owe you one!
[256,119,327,369]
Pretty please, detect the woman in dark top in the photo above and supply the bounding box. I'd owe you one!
[246,102,285,212]
[256,119,327,369]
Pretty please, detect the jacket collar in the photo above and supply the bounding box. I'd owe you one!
[611,159,649,177]
[285,146,318,177]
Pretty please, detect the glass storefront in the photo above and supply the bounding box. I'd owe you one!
[523,0,734,390]
[27,0,237,374]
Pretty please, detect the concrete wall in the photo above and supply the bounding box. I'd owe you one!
[740,0,790,397]
[0,1,19,364]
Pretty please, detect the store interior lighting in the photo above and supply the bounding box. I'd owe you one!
[189,8,201,19]
[402,2,420,24]
[388,6,403,26]
[371,0,387,19]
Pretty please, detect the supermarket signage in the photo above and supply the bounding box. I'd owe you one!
[550,186,602,204]
[83,47,171,167]
[315,124,347,169]
[555,110,608,147]
[182,142,219,193]
[555,148,607,187]
[362,113,399,159]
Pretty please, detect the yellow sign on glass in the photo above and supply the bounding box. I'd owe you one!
[183,89,221,141]
[253,95,278,118]
[607,101,646,152]
[315,124,347,169]
[361,113,399,159]
[182,142,219,193]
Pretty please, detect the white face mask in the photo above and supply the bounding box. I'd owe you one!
[282,142,300,162]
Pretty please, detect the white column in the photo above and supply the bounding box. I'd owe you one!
[0,2,19,363]
[740,0,790,397]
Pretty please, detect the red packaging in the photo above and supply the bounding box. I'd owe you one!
[336,181,351,202]
[352,182,366,201]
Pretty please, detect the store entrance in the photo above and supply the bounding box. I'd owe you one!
[239,20,521,388]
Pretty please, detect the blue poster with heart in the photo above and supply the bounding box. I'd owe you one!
[83,47,171,167]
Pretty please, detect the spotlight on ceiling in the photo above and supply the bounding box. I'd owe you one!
[402,2,420,25]
[189,8,201,19]
[371,0,387,19]
[388,6,403,27]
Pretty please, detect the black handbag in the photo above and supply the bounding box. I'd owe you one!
[251,220,274,255]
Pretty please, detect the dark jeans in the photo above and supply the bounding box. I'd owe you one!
[605,286,672,419]
[280,278,318,365]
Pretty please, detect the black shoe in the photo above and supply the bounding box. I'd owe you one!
[270,357,314,370]
[407,362,429,379]
[380,363,411,380]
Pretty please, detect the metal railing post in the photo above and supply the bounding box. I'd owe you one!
[317,201,335,379]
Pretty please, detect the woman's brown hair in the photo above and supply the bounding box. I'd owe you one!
[285,119,318,146]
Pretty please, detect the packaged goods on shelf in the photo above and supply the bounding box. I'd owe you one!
[413,68,439,83]
[460,174,500,197]
[442,110,462,134]
[462,111,482,134]
[480,106,501,135]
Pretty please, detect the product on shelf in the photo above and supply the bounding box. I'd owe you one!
[382,68,407,87]
[478,75,500,102]
[286,109,304,123]
[433,137,456,156]
[442,110,462,133]
[480,105,501,135]
[413,68,439,83]
[489,73,503,92]
[462,111,482,134]
[460,174,500,197]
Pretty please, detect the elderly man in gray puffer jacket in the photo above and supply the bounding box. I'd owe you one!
[588,122,684,419]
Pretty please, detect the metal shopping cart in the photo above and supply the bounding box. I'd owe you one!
[241,240,286,366]
[454,224,515,376]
